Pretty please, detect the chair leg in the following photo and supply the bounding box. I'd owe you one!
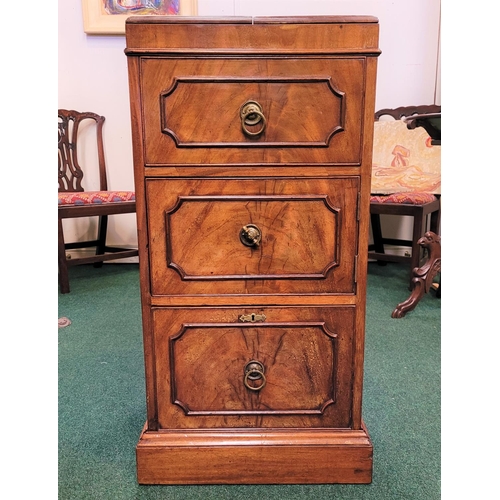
[410,213,425,287]
[58,218,70,294]
[430,207,440,235]
[370,213,387,266]
[94,215,108,268]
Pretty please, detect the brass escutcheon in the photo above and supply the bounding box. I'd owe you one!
[239,313,267,323]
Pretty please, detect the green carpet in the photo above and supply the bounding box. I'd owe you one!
[58,262,440,499]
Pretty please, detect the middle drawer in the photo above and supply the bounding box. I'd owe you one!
[146,177,359,296]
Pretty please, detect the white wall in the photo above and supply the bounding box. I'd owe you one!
[58,0,441,253]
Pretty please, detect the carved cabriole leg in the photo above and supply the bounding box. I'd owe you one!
[392,231,441,318]
[392,277,426,318]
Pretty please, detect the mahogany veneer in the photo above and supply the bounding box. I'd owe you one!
[125,16,380,485]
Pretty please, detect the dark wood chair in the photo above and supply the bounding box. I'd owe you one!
[58,109,138,294]
[368,105,441,289]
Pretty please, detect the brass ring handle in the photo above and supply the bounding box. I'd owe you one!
[240,224,262,247]
[240,101,267,137]
[244,360,266,391]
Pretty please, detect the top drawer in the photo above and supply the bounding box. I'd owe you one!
[140,57,366,166]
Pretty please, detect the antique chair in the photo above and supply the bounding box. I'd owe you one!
[58,109,138,294]
[368,105,441,290]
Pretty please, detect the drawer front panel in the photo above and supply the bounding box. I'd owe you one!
[153,306,355,429]
[146,177,359,296]
[141,58,365,165]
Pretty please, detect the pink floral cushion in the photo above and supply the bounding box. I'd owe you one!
[370,192,438,205]
[58,191,135,205]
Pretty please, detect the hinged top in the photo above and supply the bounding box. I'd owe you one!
[125,16,380,56]
[125,16,379,25]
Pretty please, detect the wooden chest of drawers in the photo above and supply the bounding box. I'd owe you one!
[125,16,380,485]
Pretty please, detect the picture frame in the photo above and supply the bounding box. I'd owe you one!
[81,0,198,35]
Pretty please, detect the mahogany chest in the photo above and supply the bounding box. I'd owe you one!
[125,16,380,484]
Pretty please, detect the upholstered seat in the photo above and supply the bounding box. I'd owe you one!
[370,192,438,205]
[58,191,135,205]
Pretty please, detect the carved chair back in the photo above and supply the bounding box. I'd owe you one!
[374,104,441,121]
[58,109,108,193]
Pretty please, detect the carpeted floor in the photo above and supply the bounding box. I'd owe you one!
[58,262,440,499]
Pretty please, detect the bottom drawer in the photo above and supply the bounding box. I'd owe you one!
[151,306,356,429]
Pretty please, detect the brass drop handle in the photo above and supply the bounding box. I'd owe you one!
[240,100,267,137]
[239,224,262,247]
[244,360,267,391]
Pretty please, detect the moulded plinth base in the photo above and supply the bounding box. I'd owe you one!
[136,424,373,485]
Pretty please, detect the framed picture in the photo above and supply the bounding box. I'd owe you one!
[82,0,198,35]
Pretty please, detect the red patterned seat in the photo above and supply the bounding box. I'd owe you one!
[58,191,135,205]
[370,192,437,205]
